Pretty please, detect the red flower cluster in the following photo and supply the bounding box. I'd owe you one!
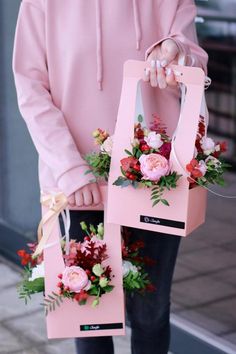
[17,249,37,267]
[195,116,227,159]
[186,158,203,184]
[121,228,156,270]
[121,156,140,180]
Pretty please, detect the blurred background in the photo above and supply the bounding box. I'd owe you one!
[0,0,236,353]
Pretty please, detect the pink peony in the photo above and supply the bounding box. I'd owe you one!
[62,266,91,293]
[139,153,169,181]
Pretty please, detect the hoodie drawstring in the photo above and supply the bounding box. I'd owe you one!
[132,0,142,50]
[95,0,103,90]
[95,0,142,91]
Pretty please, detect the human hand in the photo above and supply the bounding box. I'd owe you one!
[67,182,102,207]
[143,39,180,89]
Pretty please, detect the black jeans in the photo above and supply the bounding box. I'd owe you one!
[61,210,181,354]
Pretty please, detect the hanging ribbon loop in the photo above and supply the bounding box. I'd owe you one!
[32,191,68,258]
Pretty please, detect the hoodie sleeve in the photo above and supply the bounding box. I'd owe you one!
[12,0,94,197]
[144,0,208,74]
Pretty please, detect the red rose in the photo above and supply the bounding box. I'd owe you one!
[121,157,138,172]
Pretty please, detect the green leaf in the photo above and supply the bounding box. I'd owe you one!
[137,114,143,123]
[161,199,170,206]
[113,177,126,186]
[152,199,160,207]
[124,149,133,156]
[23,278,44,293]
[103,285,114,293]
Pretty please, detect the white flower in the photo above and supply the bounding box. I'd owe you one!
[29,262,45,281]
[200,136,215,155]
[131,138,140,147]
[100,136,113,156]
[144,131,163,150]
[205,155,221,168]
[122,260,138,278]
[198,160,207,176]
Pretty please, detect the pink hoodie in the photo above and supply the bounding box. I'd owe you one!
[12,0,208,198]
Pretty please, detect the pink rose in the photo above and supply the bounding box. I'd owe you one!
[139,153,169,181]
[62,266,91,293]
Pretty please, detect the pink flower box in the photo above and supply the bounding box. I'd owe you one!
[43,185,125,338]
[107,60,207,236]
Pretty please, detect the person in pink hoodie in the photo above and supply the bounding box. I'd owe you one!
[12,1,208,353]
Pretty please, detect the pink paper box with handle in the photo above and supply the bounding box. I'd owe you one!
[107,60,208,237]
[39,185,125,339]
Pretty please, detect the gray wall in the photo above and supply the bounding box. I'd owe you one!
[0,0,40,238]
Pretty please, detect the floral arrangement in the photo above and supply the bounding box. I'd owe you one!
[84,129,112,181]
[112,114,181,206]
[17,222,155,315]
[121,227,156,293]
[85,114,230,203]
[85,114,181,206]
[186,116,230,188]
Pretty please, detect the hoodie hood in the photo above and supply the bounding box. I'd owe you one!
[95,0,142,90]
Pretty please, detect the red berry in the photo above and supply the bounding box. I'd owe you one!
[133,164,140,171]
[85,269,91,275]
[74,293,81,301]
[64,286,70,291]
[90,276,96,282]
[58,273,63,279]
[140,144,149,152]
[57,281,63,288]
[84,236,90,241]
[129,174,136,180]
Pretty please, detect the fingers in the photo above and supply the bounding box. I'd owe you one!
[144,60,177,89]
[67,193,75,206]
[74,183,102,207]
[91,183,102,205]
[83,188,93,206]
[156,60,167,89]
[75,190,84,207]
[150,60,158,87]
[166,67,177,87]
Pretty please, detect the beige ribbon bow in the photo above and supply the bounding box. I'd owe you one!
[32,192,68,258]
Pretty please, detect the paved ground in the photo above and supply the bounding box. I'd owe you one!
[0,257,131,354]
[172,172,236,345]
[0,172,235,353]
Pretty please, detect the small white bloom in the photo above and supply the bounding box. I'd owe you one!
[144,131,163,150]
[205,155,221,168]
[131,138,140,147]
[200,136,215,155]
[100,136,113,156]
[198,160,207,176]
[122,260,138,278]
[215,144,221,152]
[29,262,45,281]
